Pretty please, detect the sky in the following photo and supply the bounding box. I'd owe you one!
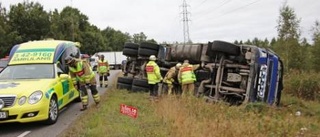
[2,0,320,44]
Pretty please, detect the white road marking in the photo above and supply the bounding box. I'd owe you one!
[17,131,31,137]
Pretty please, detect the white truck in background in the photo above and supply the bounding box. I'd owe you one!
[90,51,127,71]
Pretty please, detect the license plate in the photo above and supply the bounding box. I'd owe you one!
[0,111,8,119]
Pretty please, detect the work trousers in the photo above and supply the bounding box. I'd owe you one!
[149,83,159,97]
[79,84,100,105]
[181,83,195,96]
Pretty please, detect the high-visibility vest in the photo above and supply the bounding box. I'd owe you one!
[180,65,196,84]
[97,59,109,73]
[146,61,162,84]
[69,61,95,83]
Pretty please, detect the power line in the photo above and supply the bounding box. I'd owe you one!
[181,0,191,44]
[217,0,262,17]
[193,0,232,21]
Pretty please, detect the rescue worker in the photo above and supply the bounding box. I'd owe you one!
[178,60,200,97]
[97,55,109,87]
[145,55,163,99]
[163,63,182,95]
[65,56,100,111]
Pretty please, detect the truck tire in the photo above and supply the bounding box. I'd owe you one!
[132,85,149,92]
[195,70,211,82]
[124,42,139,49]
[117,83,132,90]
[132,79,149,88]
[140,42,160,50]
[117,77,134,85]
[138,48,158,57]
[209,40,240,56]
[160,67,169,78]
[123,48,138,57]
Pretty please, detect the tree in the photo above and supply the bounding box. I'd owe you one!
[8,1,50,42]
[311,20,320,72]
[234,40,239,44]
[0,3,21,57]
[132,32,147,44]
[244,39,252,45]
[276,4,303,71]
[101,27,131,51]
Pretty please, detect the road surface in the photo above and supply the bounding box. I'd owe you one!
[0,70,121,137]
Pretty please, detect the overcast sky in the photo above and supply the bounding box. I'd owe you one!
[2,0,320,43]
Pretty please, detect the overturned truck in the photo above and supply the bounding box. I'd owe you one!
[117,40,283,105]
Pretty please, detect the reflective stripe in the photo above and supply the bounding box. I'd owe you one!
[81,95,88,105]
[181,65,196,84]
[146,66,154,73]
[93,94,100,102]
[98,60,108,73]
[69,61,95,82]
[146,61,162,84]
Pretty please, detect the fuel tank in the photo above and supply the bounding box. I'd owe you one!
[168,44,204,63]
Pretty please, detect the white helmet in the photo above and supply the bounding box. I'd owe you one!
[149,55,157,61]
[176,63,182,68]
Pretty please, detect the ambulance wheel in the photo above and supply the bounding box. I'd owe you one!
[44,95,59,125]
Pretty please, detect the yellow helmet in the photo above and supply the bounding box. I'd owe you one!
[74,42,81,48]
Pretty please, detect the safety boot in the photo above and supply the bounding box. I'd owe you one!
[80,105,87,111]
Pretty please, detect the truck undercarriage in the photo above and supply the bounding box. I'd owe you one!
[118,40,283,106]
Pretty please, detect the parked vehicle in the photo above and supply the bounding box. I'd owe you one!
[118,41,283,106]
[0,40,81,124]
[90,51,127,71]
[0,57,9,72]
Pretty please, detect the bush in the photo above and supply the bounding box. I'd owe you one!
[284,70,320,101]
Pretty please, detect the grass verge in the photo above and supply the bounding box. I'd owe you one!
[59,89,320,137]
[59,88,171,137]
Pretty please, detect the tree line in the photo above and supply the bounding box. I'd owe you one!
[1,2,320,72]
[233,4,320,73]
[0,1,156,57]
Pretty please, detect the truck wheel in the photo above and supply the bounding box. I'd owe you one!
[274,90,282,106]
[160,67,169,78]
[117,77,134,85]
[132,85,149,92]
[117,83,132,90]
[132,79,149,88]
[123,48,138,57]
[210,40,240,56]
[138,48,158,57]
[195,70,211,82]
[140,42,160,50]
[124,42,139,49]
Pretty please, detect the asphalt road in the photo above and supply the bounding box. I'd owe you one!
[0,70,121,137]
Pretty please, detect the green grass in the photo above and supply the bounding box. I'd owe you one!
[59,89,171,137]
[59,89,320,137]
[59,71,320,137]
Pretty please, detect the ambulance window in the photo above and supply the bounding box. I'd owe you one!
[56,66,64,75]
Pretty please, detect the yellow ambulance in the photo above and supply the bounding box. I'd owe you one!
[0,40,81,124]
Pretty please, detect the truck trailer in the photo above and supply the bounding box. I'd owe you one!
[117,41,283,106]
[91,51,127,70]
